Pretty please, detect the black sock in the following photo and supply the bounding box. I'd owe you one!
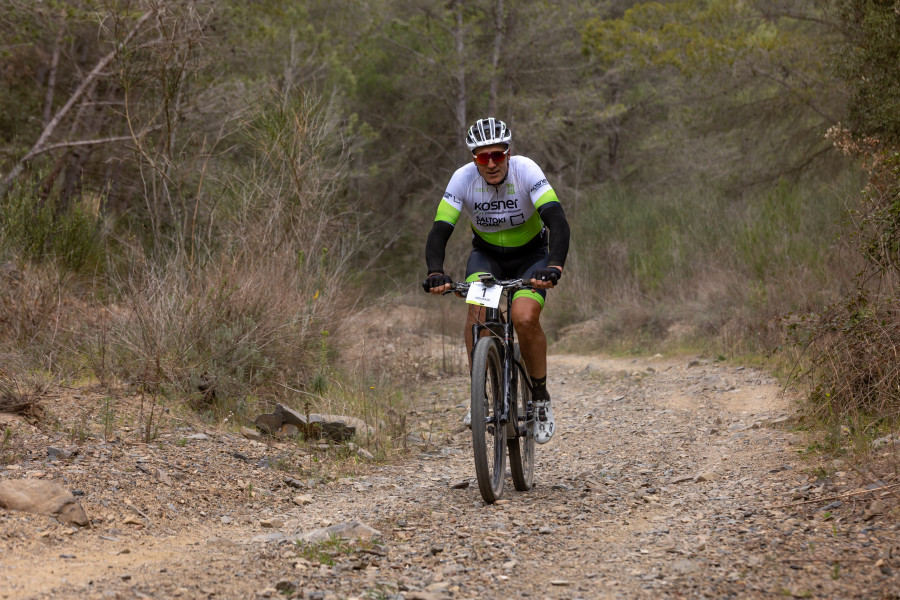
[532,376,547,390]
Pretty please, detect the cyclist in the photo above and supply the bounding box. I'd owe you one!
[423,117,570,444]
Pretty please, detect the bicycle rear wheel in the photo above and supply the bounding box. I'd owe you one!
[508,344,534,491]
[470,337,505,503]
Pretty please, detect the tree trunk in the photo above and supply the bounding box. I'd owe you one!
[43,20,65,128]
[453,0,468,163]
[608,84,621,181]
[488,0,504,116]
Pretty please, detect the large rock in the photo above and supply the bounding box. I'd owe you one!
[319,420,356,443]
[254,412,282,435]
[317,414,375,439]
[295,521,381,544]
[274,404,374,442]
[274,404,315,435]
[0,479,89,526]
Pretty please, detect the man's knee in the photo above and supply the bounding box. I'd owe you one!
[512,303,542,334]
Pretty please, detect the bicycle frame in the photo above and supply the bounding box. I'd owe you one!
[464,277,532,438]
[434,275,537,501]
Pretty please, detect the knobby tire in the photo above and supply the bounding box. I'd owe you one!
[508,344,535,491]
[470,337,505,503]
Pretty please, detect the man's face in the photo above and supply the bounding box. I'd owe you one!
[473,144,510,186]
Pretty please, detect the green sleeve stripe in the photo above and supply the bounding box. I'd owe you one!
[533,189,559,210]
[435,199,460,225]
[472,211,544,247]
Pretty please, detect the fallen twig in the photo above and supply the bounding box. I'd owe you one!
[846,463,900,504]
[766,482,900,510]
[780,558,874,564]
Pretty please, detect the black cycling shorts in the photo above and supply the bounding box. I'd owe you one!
[465,247,549,305]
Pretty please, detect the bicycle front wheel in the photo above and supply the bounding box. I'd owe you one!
[508,344,535,491]
[470,337,505,503]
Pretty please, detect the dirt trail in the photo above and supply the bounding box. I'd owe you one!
[2,353,900,599]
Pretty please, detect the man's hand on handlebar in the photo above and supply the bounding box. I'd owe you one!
[423,272,452,294]
[530,266,562,290]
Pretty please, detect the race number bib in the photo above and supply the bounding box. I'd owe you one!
[466,282,503,308]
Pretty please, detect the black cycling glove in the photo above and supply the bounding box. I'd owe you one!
[422,273,452,292]
[531,267,561,285]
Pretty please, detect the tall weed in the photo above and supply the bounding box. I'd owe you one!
[0,178,105,275]
[552,174,855,355]
[82,92,374,421]
[786,144,900,438]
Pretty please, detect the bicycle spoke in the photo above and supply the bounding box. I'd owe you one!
[471,338,506,503]
[509,344,535,491]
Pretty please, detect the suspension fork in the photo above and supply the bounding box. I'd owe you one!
[471,305,512,426]
[500,291,516,429]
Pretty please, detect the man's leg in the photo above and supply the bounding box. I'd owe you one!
[463,249,499,371]
[511,295,555,444]
[464,304,487,371]
[510,296,546,378]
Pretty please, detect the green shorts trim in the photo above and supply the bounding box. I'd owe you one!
[465,272,546,308]
[513,289,545,307]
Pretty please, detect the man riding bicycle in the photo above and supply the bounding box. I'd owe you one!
[424,117,570,444]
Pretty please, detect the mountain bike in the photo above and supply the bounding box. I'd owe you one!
[432,274,536,503]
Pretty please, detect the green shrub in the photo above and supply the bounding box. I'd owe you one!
[553,175,851,354]
[0,181,105,274]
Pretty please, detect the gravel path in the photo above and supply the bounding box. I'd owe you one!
[2,353,900,599]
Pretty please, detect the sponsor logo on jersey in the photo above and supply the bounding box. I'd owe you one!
[476,215,506,227]
[443,192,459,203]
[473,198,519,212]
[507,183,515,195]
[530,179,548,194]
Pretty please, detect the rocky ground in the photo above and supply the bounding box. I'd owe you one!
[3,350,900,599]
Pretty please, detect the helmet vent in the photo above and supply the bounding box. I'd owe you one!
[466,117,512,151]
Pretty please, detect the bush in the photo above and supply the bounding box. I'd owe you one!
[787,149,900,427]
[551,176,852,355]
[76,91,373,418]
[0,179,105,274]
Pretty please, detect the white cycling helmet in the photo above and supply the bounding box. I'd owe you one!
[465,117,512,151]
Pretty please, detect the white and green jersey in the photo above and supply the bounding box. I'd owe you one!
[435,156,560,253]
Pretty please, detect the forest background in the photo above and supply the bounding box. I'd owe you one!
[1,0,899,452]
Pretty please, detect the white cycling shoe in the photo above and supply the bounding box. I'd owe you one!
[463,410,472,429]
[533,400,555,444]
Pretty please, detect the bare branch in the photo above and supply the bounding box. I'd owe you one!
[756,8,850,38]
[38,130,160,154]
[43,18,65,128]
[1,5,160,194]
[749,64,839,123]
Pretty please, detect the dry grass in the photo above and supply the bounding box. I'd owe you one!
[0,92,388,439]
[783,148,900,458]
[788,295,900,433]
[547,175,858,359]
[0,353,50,421]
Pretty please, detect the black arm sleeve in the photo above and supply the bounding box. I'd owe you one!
[425,220,455,275]
[537,203,570,269]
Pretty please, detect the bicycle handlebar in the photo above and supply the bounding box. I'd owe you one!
[422,272,539,294]
[442,278,533,294]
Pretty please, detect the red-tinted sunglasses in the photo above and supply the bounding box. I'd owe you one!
[473,149,509,165]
